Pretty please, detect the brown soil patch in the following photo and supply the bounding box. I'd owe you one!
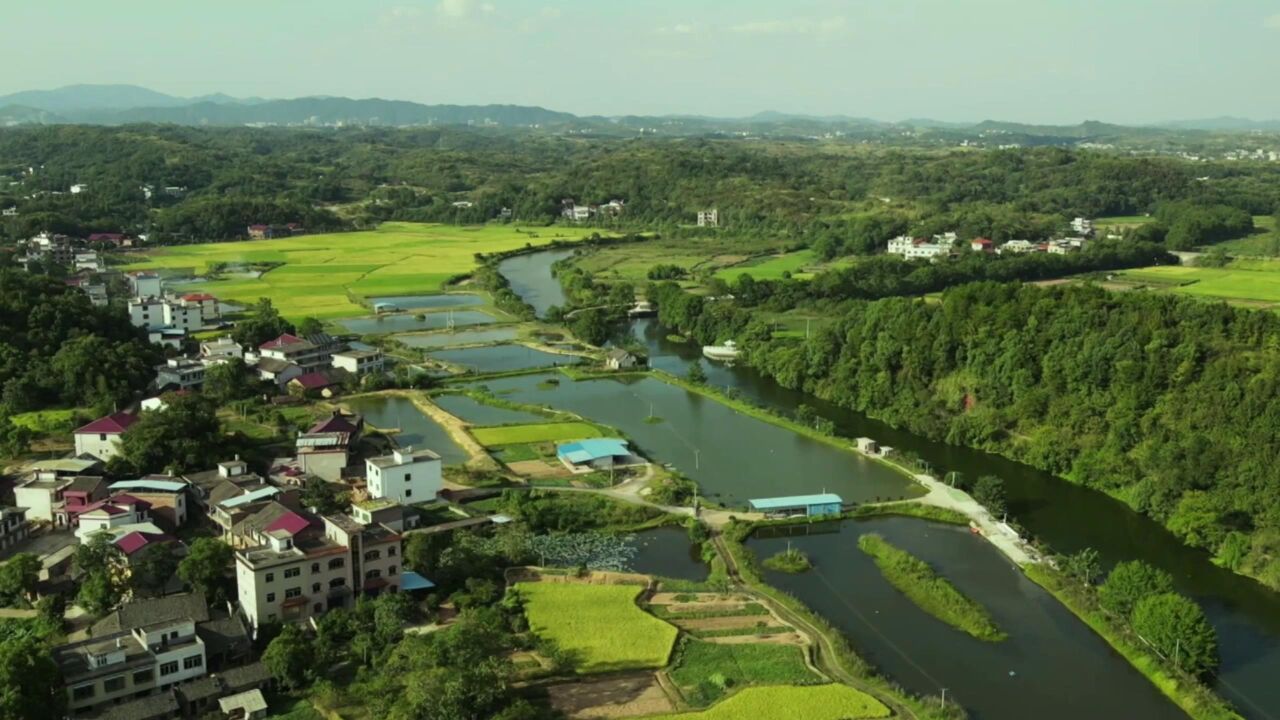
[661,601,753,615]
[649,592,746,604]
[673,616,785,631]
[507,459,571,479]
[544,672,674,719]
[704,632,804,646]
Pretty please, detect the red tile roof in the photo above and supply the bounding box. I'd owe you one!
[114,531,173,556]
[182,293,217,302]
[308,414,360,435]
[291,372,336,390]
[260,333,304,350]
[76,412,139,435]
[265,511,311,536]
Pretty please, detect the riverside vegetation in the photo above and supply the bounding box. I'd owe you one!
[857,534,1007,642]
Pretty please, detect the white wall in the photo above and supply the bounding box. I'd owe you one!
[366,457,441,503]
[75,432,123,461]
[13,486,54,522]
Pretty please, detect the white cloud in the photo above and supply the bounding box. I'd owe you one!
[728,16,847,36]
[437,0,473,18]
[1266,13,1280,29]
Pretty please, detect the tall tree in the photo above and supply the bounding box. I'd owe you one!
[1131,593,1218,678]
[0,635,65,720]
[1098,560,1175,618]
[0,554,41,607]
[177,538,234,602]
[130,543,180,598]
[262,624,313,689]
[74,534,127,615]
[110,394,224,475]
[231,298,294,348]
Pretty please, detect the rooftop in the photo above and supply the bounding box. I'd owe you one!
[75,411,138,435]
[110,478,187,493]
[557,438,631,464]
[748,493,844,511]
[367,447,441,468]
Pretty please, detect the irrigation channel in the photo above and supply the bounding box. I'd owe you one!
[495,247,1280,719]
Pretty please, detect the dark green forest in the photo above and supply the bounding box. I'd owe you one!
[2,125,1279,250]
[651,279,1280,589]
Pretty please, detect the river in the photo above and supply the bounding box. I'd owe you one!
[499,248,1280,718]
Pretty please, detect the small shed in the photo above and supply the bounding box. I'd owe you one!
[748,493,844,517]
[855,437,879,455]
[219,688,268,719]
[373,301,399,314]
[556,438,636,472]
[603,348,637,370]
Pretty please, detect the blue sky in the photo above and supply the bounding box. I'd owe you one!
[7,0,1280,123]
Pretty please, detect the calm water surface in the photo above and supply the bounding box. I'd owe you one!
[344,395,468,465]
[432,393,545,425]
[429,344,582,373]
[496,249,574,317]
[629,526,707,581]
[370,293,484,309]
[395,328,519,349]
[339,310,496,334]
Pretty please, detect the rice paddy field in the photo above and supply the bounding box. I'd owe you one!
[712,250,856,282]
[571,235,795,284]
[1117,259,1280,307]
[470,421,607,446]
[516,582,678,672]
[643,685,890,720]
[120,223,600,319]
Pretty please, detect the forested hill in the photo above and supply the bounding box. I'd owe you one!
[656,281,1280,589]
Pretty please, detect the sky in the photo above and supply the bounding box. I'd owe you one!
[6,0,1280,124]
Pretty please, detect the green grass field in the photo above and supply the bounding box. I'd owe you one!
[669,640,820,706]
[1119,259,1280,306]
[644,685,890,720]
[122,223,600,319]
[9,408,86,434]
[1096,215,1154,228]
[712,250,857,282]
[516,582,678,672]
[471,421,607,446]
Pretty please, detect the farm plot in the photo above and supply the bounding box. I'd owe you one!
[472,421,608,446]
[1118,261,1280,307]
[517,582,678,673]
[642,684,890,720]
[543,672,675,719]
[123,223,601,319]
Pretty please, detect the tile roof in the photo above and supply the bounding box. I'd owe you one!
[114,530,174,555]
[291,371,337,389]
[308,412,361,435]
[75,411,138,434]
[90,592,209,635]
[264,510,311,536]
[254,357,299,375]
[260,333,304,350]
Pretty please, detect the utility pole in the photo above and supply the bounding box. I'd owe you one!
[1175,638,1181,670]
[940,688,947,709]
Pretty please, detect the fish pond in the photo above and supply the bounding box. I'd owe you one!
[429,344,583,373]
[339,310,497,334]
[344,395,468,465]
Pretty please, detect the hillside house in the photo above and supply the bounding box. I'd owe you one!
[365,448,442,504]
[74,412,139,461]
[331,349,385,376]
[697,209,720,228]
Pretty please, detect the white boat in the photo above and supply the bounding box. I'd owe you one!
[701,340,741,361]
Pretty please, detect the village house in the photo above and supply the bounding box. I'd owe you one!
[365,447,442,504]
[259,333,335,373]
[0,507,30,550]
[74,412,139,462]
[603,348,638,370]
[887,235,951,260]
[330,348,385,377]
[252,357,304,388]
[179,292,221,324]
[970,237,994,253]
[322,512,403,599]
[74,494,156,542]
[182,459,264,516]
[291,412,363,482]
[233,507,353,628]
[288,370,345,398]
[201,336,244,361]
[14,473,106,526]
[155,357,210,391]
[128,271,163,298]
[697,208,720,228]
[109,476,191,529]
[998,239,1036,254]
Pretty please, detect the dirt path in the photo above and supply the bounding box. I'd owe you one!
[395,390,498,471]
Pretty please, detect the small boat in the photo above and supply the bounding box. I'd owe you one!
[701,339,741,362]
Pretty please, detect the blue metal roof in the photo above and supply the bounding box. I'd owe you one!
[556,438,631,464]
[748,493,844,510]
[110,479,187,493]
[400,571,436,592]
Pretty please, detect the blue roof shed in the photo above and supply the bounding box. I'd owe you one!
[556,438,631,465]
[748,493,844,517]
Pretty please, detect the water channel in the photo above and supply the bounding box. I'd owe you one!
[496,247,1280,719]
[496,248,574,317]
[369,293,485,309]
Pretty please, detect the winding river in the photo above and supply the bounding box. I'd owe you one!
[499,248,1280,719]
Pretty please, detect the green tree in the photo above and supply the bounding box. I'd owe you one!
[202,361,260,405]
[110,394,224,475]
[686,361,707,385]
[0,554,40,607]
[0,413,33,458]
[74,533,127,615]
[1098,560,1175,617]
[1131,593,1219,678]
[130,543,180,598]
[178,538,234,602]
[300,477,350,516]
[296,317,324,337]
[1064,548,1103,586]
[231,298,294,348]
[971,475,1008,518]
[262,624,313,689]
[0,635,65,720]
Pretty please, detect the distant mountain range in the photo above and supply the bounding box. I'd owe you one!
[1,83,1279,133]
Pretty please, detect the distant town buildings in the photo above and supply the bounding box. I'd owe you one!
[697,209,720,228]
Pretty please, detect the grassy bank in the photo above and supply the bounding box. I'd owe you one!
[857,534,1006,642]
[1024,565,1242,720]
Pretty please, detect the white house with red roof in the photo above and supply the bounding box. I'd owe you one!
[74,494,153,541]
[180,292,220,323]
[74,412,139,461]
[259,334,332,372]
[971,237,994,253]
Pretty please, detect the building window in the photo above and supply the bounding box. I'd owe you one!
[265,572,274,583]
[365,569,381,579]
[312,582,321,593]
[284,567,300,578]
[389,565,398,575]
[404,489,412,498]
[311,562,320,573]
[159,661,179,677]
[403,472,411,482]
[364,549,380,561]
[183,655,203,670]
[328,558,345,569]
[388,546,397,557]
[132,669,153,685]
[266,593,275,603]
[72,684,96,701]
[99,433,107,441]
[285,587,302,599]
[103,676,125,693]
[329,578,345,588]
[314,603,323,613]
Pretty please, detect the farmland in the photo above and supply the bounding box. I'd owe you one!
[120,223,601,319]
[471,421,608,446]
[1116,259,1280,307]
[643,685,890,720]
[570,234,795,284]
[516,582,678,672]
[712,250,856,282]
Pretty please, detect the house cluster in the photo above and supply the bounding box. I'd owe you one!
[125,273,226,349]
[243,332,386,397]
[3,405,448,717]
[245,223,306,240]
[887,218,1097,260]
[16,232,144,307]
[560,198,626,223]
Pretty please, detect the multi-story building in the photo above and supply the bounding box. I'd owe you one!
[74,412,139,462]
[365,447,442,503]
[259,334,333,373]
[234,509,353,628]
[697,209,719,228]
[128,272,163,298]
[56,616,207,716]
[154,357,209,390]
[998,239,1036,254]
[0,507,30,551]
[128,297,168,331]
[109,476,191,529]
[179,292,220,324]
[331,348,385,377]
[200,336,243,361]
[323,513,403,598]
[162,299,204,334]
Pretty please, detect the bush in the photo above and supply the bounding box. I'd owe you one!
[1131,593,1218,678]
[1098,560,1175,618]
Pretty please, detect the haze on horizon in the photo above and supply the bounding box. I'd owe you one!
[7,0,1280,125]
